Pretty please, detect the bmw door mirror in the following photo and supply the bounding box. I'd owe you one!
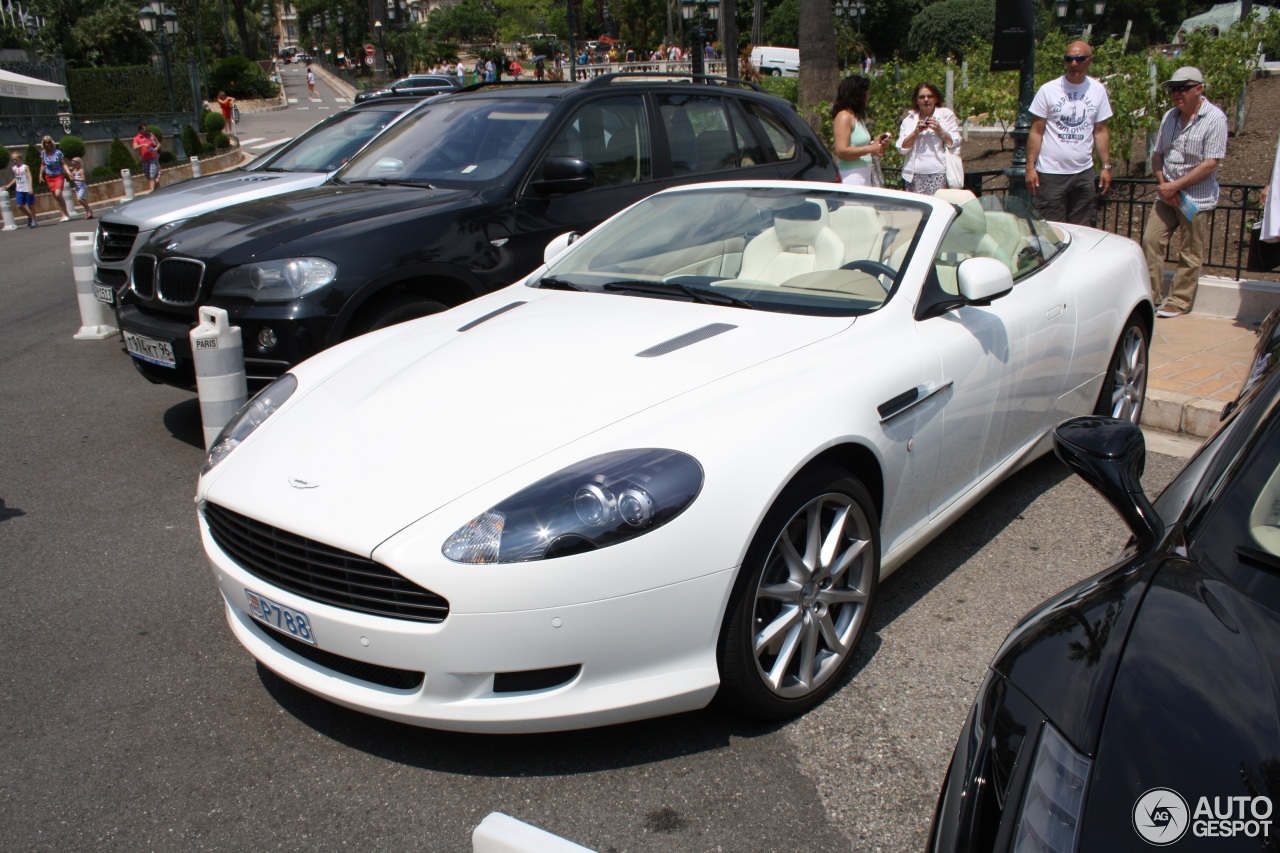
[1053,416,1163,551]
[530,157,595,195]
[956,257,1014,304]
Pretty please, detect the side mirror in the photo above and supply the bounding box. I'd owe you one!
[530,157,595,195]
[1053,416,1163,551]
[956,257,1013,304]
[371,157,404,175]
[543,231,580,265]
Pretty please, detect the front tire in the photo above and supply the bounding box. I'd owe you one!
[717,468,879,719]
[1094,319,1149,424]
[349,295,447,337]
[770,67,783,77]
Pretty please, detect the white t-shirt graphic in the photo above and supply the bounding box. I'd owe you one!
[1030,76,1113,175]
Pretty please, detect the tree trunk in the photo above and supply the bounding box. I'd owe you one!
[752,0,762,46]
[723,0,738,78]
[798,0,839,127]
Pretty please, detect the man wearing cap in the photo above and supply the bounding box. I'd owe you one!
[1026,41,1113,225]
[1142,66,1229,317]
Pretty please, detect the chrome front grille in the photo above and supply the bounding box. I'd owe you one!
[156,258,205,305]
[204,503,451,623]
[96,222,138,262]
[131,254,156,299]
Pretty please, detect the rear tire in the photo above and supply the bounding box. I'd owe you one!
[1094,319,1149,424]
[770,68,783,77]
[717,468,879,720]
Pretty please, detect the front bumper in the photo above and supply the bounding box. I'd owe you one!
[202,511,734,733]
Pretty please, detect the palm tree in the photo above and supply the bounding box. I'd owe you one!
[798,0,840,124]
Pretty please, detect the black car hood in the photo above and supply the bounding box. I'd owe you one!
[150,184,474,263]
[1078,559,1280,850]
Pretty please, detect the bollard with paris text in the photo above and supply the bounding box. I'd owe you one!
[121,168,135,201]
[0,191,16,230]
[61,181,76,218]
[190,155,202,178]
[190,306,248,449]
[69,232,119,339]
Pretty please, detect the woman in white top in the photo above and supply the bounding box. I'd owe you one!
[896,81,960,195]
[832,75,891,186]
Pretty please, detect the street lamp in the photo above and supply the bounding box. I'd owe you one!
[833,0,867,70]
[262,1,273,60]
[138,1,180,117]
[1056,0,1106,38]
[21,12,38,61]
[679,0,720,77]
[374,19,386,84]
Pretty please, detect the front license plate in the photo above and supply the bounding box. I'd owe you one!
[245,589,318,646]
[123,331,176,367]
[94,283,115,306]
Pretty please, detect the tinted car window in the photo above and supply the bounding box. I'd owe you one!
[259,108,407,173]
[338,98,555,186]
[544,95,651,188]
[743,102,798,161]
[657,93,760,177]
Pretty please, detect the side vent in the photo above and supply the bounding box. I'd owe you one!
[457,301,527,332]
[636,323,737,358]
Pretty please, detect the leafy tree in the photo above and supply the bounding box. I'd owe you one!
[762,0,799,47]
[906,0,996,59]
[56,135,86,159]
[68,0,156,68]
[429,0,499,44]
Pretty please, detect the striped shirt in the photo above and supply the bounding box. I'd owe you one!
[1154,98,1228,210]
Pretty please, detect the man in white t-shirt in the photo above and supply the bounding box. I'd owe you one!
[1026,41,1113,225]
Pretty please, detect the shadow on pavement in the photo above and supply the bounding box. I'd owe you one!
[164,397,206,449]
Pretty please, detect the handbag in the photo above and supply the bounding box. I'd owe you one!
[869,156,885,188]
[1248,223,1280,272]
[944,150,965,189]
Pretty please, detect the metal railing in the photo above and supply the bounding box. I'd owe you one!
[885,167,1266,278]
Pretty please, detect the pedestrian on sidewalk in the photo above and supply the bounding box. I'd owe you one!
[306,66,316,96]
[1142,67,1228,318]
[5,150,38,227]
[68,157,93,219]
[896,82,959,196]
[132,124,162,192]
[1026,41,1113,226]
[217,91,236,136]
[37,136,71,221]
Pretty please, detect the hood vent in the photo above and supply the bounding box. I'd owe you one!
[457,301,527,332]
[636,323,738,358]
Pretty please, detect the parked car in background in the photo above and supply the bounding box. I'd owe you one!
[353,74,462,103]
[194,180,1152,733]
[117,74,839,390]
[930,309,1280,851]
[750,46,800,77]
[94,97,423,308]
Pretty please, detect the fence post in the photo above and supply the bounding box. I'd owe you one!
[121,168,135,201]
[69,232,119,340]
[0,192,17,230]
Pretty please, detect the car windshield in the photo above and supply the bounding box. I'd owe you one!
[336,97,554,186]
[533,186,930,317]
[249,107,408,174]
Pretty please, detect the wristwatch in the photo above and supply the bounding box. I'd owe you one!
[1102,164,1112,170]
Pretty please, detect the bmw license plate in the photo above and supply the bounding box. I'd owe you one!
[94,283,115,305]
[245,589,318,645]
[123,331,176,367]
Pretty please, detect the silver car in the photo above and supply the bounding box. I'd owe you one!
[92,97,422,307]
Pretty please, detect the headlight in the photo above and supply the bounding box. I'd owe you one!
[214,258,338,301]
[442,449,703,564]
[201,374,298,475]
[1011,722,1092,853]
[151,219,188,241]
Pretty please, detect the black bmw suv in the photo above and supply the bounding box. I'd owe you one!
[118,74,838,389]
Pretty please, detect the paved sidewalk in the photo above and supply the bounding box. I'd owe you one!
[1144,312,1262,438]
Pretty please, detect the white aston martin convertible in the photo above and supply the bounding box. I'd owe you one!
[196,181,1152,733]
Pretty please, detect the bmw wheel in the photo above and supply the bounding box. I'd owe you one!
[717,469,879,719]
[1095,318,1149,424]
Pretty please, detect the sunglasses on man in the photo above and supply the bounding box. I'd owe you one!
[1063,54,1092,63]
[1166,83,1201,94]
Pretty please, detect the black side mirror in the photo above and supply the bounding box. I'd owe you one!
[530,157,595,195]
[1053,416,1163,552]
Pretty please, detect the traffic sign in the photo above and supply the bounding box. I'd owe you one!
[364,43,375,56]
[365,56,374,66]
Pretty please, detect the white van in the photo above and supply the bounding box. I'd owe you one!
[750,46,800,77]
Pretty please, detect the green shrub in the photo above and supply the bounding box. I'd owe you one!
[24,143,40,171]
[213,133,231,151]
[57,135,86,159]
[146,124,163,143]
[107,137,135,174]
[90,165,116,182]
[759,76,798,103]
[183,124,205,158]
[202,111,226,136]
[159,150,177,166]
[209,56,279,100]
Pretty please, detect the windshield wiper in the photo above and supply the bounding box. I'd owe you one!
[346,178,437,189]
[603,280,754,309]
[537,276,584,291]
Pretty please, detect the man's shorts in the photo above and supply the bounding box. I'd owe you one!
[141,159,160,180]
[14,191,34,206]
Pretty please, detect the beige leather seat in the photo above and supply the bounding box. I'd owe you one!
[828,204,887,266]
[739,201,845,284]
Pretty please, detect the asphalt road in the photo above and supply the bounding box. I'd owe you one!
[0,126,1196,851]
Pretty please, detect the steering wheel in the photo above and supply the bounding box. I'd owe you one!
[839,259,898,291]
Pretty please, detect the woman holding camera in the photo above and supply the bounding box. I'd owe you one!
[897,81,960,195]
[832,75,890,186]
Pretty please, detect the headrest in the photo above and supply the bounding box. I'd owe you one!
[773,200,830,249]
[935,188,977,205]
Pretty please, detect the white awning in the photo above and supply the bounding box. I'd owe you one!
[0,68,68,102]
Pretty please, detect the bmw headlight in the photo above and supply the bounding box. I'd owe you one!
[201,373,298,475]
[214,258,338,301]
[442,449,703,564]
[1011,722,1092,853]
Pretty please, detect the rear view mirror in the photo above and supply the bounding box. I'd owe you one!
[956,257,1013,304]
[530,157,595,195]
[1053,416,1162,551]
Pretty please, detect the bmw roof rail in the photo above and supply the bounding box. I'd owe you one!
[580,72,765,92]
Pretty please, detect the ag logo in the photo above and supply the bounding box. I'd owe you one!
[1134,788,1190,845]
